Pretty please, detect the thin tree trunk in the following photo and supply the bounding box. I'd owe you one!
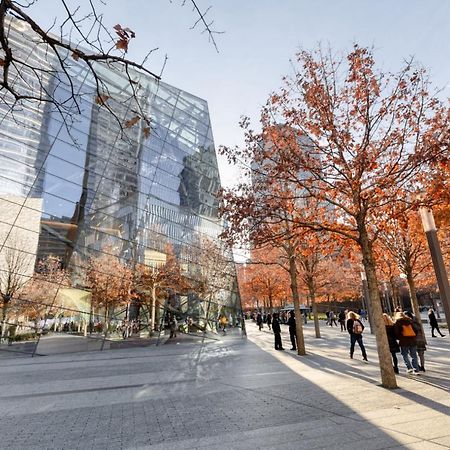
[151,284,156,334]
[359,224,398,389]
[405,265,427,345]
[390,277,400,309]
[1,301,9,341]
[307,277,321,338]
[288,253,306,355]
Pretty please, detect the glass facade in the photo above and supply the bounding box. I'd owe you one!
[0,20,242,355]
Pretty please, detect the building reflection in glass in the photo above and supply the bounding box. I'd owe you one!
[0,20,242,353]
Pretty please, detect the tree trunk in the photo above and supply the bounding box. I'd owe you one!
[390,277,400,309]
[359,224,398,389]
[288,253,306,355]
[307,276,321,338]
[1,300,9,341]
[151,284,156,335]
[405,265,427,345]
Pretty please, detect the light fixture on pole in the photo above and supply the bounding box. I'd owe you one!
[419,207,450,330]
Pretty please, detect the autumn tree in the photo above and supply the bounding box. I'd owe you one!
[191,237,239,331]
[220,46,450,388]
[16,255,70,332]
[379,213,431,325]
[238,247,290,312]
[85,249,134,331]
[135,244,189,336]
[0,236,34,338]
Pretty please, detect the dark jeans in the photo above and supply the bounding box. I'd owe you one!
[400,346,419,371]
[274,332,283,349]
[289,331,296,349]
[350,334,367,359]
[340,321,346,331]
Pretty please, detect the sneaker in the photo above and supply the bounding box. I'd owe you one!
[412,370,420,376]
[363,357,368,362]
[407,368,414,374]
[419,366,426,372]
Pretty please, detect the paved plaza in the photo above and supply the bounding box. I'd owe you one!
[1,321,450,449]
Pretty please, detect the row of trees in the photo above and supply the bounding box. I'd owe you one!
[1,238,236,338]
[219,46,449,389]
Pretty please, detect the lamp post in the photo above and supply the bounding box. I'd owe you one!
[419,207,450,330]
[360,270,374,334]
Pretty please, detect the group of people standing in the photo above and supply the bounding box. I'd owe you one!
[265,311,297,351]
[258,306,444,377]
[383,310,427,375]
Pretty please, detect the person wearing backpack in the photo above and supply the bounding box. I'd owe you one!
[394,311,420,375]
[346,311,368,361]
[405,310,427,372]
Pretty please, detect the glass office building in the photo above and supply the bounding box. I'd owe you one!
[0,19,242,353]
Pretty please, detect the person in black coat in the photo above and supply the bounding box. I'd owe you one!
[256,312,263,331]
[428,308,445,337]
[272,313,284,350]
[266,313,272,330]
[383,313,400,374]
[287,311,297,350]
[338,310,346,332]
[347,311,368,361]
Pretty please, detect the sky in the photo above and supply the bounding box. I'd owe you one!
[29,0,450,187]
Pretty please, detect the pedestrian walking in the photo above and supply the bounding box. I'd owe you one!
[329,311,338,327]
[394,311,420,375]
[338,310,346,332]
[428,308,445,337]
[383,313,400,374]
[325,311,330,325]
[272,313,284,350]
[219,314,228,333]
[405,311,427,372]
[256,312,263,331]
[287,310,297,350]
[169,315,178,339]
[346,311,368,361]
[266,313,272,330]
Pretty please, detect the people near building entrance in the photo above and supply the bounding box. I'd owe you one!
[428,308,445,337]
[329,311,338,327]
[266,313,272,330]
[338,310,346,332]
[405,310,427,372]
[256,312,263,331]
[287,311,297,351]
[383,313,400,374]
[346,311,368,361]
[272,312,284,351]
[169,315,178,339]
[394,311,420,375]
[219,314,228,333]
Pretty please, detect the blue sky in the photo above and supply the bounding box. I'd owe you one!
[30,0,450,186]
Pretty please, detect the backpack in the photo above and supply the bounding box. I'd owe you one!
[353,320,363,334]
[402,323,416,337]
